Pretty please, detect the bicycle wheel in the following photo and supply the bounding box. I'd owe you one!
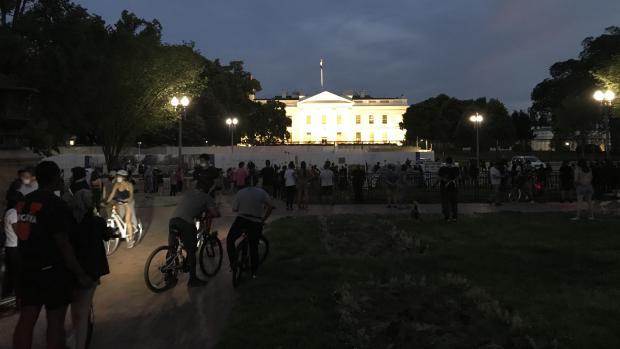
[232,240,248,288]
[199,234,223,277]
[104,236,120,256]
[144,246,178,293]
[258,235,269,265]
[508,188,521,202]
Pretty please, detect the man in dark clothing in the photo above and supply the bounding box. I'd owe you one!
[260,160,276,196]
[438,157,460,222]
[351,165,366,202]
[13,161,92,349]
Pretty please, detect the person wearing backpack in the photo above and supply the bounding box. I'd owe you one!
[438,157,460,222]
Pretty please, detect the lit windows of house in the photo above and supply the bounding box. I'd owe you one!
[369,115,374,124]
[322,115,326,124]
[306,115,311,124]
[382,115,388,124]
[355,115,361,124]
[355,132,361,143]
[337,132,343,142]
[382,132,388,143]
[336,115,342,125]
[369,132,375,143]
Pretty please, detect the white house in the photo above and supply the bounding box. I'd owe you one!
[257,90,408,145]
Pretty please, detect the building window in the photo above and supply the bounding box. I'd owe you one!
[356,132,361,143]
[306,115,311,124]
[337,132,343,142]
[355,115,361,124]
[382,132,388,143]
[369,132,375,143]
[305,132,312,143]
[321,137,327,144]
[382,115,388,124]
[337,115,342,125]
[322,115,326,124]
[369,115,374,124]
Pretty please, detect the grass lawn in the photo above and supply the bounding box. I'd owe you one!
[219,213,620,349]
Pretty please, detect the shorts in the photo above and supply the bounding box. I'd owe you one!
[321,186,333,195]
[576,184,593,199]
[169,217,198,254]
[20,266,73,310]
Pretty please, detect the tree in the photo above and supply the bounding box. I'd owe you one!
[243,100,290,145]
[552,94,602,155]
[531,26,620,143]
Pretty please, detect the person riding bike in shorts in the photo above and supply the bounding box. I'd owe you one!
[226,163,274,279]
[168,176,220,288]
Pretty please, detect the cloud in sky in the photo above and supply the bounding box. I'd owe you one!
[75,0,620,110]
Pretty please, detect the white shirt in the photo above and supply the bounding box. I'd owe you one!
[19,181,38,196]
[4,209,18,247]
[320,169,334,187]
[490,167,502,185]
[284,169,296,187]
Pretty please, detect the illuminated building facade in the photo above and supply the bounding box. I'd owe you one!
[257,90,408,144]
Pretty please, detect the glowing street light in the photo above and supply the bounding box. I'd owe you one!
[226,117,239,152]
[469,113,484,172]
[593,89,615,155]
[171,95,190,171]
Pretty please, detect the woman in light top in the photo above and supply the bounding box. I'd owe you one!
[106,170,136,246]
[572,159,594,220]
[284,162,296,210]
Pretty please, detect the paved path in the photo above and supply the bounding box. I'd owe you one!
[0,194,605,349]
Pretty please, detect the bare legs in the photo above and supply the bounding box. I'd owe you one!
[14,305,68,349]
[71,286,97,349]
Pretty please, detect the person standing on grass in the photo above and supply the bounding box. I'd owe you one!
[559,160,573,203]
[284,162,296,210]
[489,162,503,206]
[383,164,399,208]
[296,161,311,209]
[438,157,460,222]
[351,165,366,203]
[319,161,335,205]
[260,160,275,196]
[233,162,248,191]
[13,161,93,349]
[572,159,594,220]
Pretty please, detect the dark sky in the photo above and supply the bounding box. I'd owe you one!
[74,0,619,111]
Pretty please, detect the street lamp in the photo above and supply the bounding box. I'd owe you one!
[171,95,190,171]
[137,141,142,157]
[593,89,615,155]
[226,117,239,152]
[469,113,484,172]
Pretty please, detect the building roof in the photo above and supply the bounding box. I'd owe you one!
[257,90,406,102]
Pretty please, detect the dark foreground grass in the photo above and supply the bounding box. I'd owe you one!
[219,213,620,349]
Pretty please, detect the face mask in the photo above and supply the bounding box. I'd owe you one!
[53,190,61,197]
[116,178,123,183]
[22,179,31,185]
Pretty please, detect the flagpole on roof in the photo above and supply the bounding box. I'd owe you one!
[320,58,324,90]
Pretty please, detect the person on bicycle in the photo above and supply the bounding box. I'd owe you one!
[168,177,220,288]
[106,170,137,247]
[226,165,274,279]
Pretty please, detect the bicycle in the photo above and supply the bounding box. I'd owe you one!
[231,229,269,288]
[103,203,144,255]
[144,216,223,293]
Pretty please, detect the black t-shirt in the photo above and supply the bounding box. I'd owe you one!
[438,165,460,191]
[261,167,275,186]
[15,190,74,271]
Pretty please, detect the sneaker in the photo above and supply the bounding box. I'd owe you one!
[188,278,207,288]
[570,217,580,221]
[126,240,135,249]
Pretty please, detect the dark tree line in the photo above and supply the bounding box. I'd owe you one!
[0,0,289,167]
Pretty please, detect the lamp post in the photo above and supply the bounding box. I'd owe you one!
[137,141,142,158]
[469,113,484,170]
[171,95,190,171]
[226,117,239,152]
[593,89,615,156]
